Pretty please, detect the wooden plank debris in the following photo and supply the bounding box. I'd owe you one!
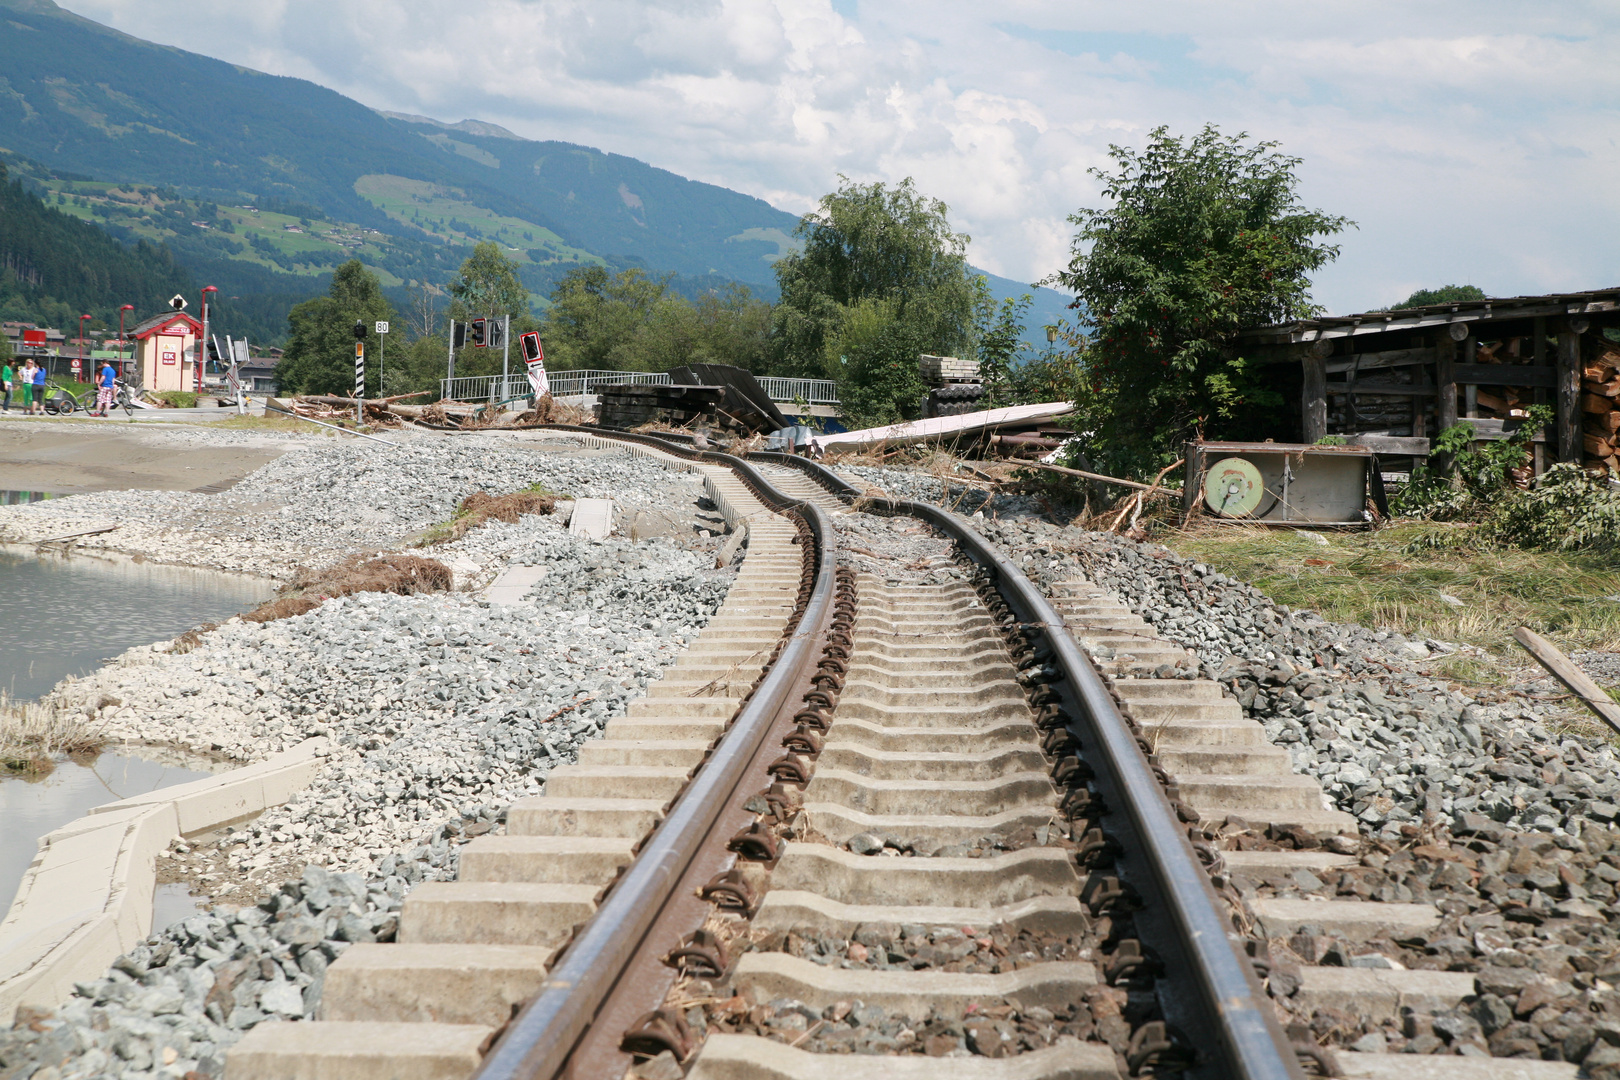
[1514,626,1620,738]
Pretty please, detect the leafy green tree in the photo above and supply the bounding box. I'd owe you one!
[976,286,1033,406]
[541,266,666,371]
[1393,284,1486,310]
[274,259,394,395]
[1049,125,1351,477]
[773,177,978,424]
[446,241,534,379]
[0,331,13,364]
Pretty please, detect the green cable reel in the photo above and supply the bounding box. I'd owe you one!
[1202,456,1265,518]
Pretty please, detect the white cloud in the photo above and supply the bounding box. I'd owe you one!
[59,0,1620,312]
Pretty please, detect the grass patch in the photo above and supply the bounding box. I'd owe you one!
[150,391,199,409]
[1160,521,1620,655]
[241,554,454,623]
[0,691,105,778]
[416,484,558,546]
[211,413,338,434]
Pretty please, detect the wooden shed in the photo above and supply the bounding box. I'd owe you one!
[1237,288,1620,476]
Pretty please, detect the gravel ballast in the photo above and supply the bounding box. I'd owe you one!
[0,433,744,1079]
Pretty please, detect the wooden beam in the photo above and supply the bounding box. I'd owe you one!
[1436,334,1459,432]
[1451,364,1556,389]
[1514,626,1620,737]
[1532,316,1548,475]
[1301,348,1327,442]
[1325,384,1436,397]
[1324,346,1436,374]
[1557,321,1583,462]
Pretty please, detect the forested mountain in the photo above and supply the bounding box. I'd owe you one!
[0,0,1072,342]
[0,162,193,331]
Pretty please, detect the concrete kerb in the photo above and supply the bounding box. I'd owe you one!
[0,737,330,1022]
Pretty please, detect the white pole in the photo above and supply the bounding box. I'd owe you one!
[446,320,456,395]
[501,313,510,406]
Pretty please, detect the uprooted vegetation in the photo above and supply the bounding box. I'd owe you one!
[416,485,558,546]
[240,554,454,623]
[1,690,106,776]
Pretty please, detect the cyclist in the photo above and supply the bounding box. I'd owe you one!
[93,359,117,416]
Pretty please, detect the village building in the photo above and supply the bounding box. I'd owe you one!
[1239,288,1620,476]
[130,310,203,393]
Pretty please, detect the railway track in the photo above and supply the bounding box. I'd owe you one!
[226,429,1574,1080]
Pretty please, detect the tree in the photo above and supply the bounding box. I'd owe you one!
[0,331,12,364]
[1393,284,1486,310]
[1049,125,1351,477]
[773,177,979,425]
[541,265,666,371]
[446,241,533,379]
[274,259,394,395]
[975,286,1033,406]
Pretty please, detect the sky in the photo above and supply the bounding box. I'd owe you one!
[62,0,1620,316]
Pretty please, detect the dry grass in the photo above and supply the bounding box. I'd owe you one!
[241,553,454,623]
[1,691,105,777]
[212,413,339,434]
[1160,520,1620,656]
[417,486,557,546]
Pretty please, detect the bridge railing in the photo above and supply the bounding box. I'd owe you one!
[439,369,839,406]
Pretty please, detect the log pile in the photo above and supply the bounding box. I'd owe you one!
[1468,339,1539,423]
[273,392,592,431]
[1582,342,1620,477]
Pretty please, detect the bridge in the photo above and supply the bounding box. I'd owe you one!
[439,369,840,417]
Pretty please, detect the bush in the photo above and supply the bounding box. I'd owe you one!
[1391,407,1551,520]
[150,390,198,409]
[1480,464,1620,555]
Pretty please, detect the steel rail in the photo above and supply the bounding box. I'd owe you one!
[747,449,1302,1080]
[471,431,838,1080]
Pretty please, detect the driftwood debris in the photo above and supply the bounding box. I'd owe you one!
[1513,626,1620,737]
[1013,460,1161,492]
[35,525,119,545]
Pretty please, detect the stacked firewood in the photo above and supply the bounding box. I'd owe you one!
[1469,339,1538,421]
[1582,343,1620,476]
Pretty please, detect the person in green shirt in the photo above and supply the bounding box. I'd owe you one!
[1,361,12,412]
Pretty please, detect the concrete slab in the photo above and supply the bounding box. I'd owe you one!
[226,1019,491,1080]
[1249,898,1439,942]
[320,943,553,1025]
[483,565,548,605]
[568,498,614,539]
[690,1033,1119,1080]
[734,952,1097,1013]
[1335,1051,1577,1079]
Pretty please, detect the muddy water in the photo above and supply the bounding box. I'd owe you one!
[0,752,215,916]
[0,549,271,701]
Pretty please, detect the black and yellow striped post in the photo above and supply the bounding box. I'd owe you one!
[353,320,366,424]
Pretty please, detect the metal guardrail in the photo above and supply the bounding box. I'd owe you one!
[438,370,839,406]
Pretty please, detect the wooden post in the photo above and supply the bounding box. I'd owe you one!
[1556,319,1583,463]
[1514,626,1620,737]
[1301,342,1328,442]
[1436,331,1459,433]
[1532,316,1548,474]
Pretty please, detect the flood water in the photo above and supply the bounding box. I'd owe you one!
[0,751,215,916]
[0,549,271,701]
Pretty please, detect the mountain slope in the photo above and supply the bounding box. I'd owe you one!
[0,161,193,330]
[0,0,1073,331]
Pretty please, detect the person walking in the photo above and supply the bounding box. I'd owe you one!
[30,359,47,415]
[94,359,117,416]
[1,358,12,413]
[19,359,36,414]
